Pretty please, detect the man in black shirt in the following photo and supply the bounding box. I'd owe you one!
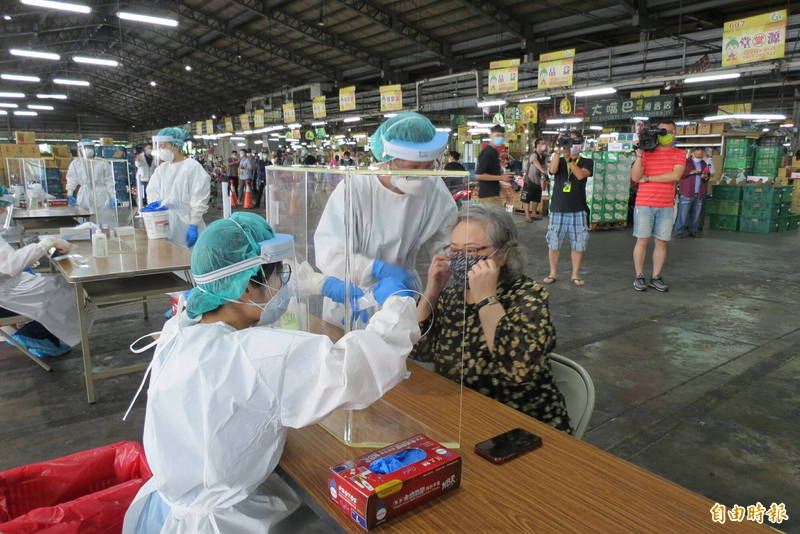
[443,150,466,172]
[340,151,355,166]
[544,131,593,286]
[475,124,512,208]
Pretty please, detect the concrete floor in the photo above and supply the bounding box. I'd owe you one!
[1,209,797,532]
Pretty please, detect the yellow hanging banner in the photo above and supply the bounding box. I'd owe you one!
[630,89,660,98]
[717,103,752,115]
[559,97,572,115]
[194,121,203,135]
[282,103,296,123]
[519,103,538,123]
[253,109,265,128]
[722,10,787,67]
[224,117,234,132]
[290,129,301,140]
[379,84,403,112]
[239,113,250,131]
[538,49,575,89]
[339,86,356,112]
[206,119,214,134]
[312,96,327,119]
[488,58,519,95]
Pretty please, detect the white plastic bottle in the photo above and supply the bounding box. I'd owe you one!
[92,230,108,258]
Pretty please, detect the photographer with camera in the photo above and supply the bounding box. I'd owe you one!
[630,120,686,292]
[543,130,593,286]
[475,124,514,208]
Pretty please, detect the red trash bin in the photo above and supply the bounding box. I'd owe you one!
[0,441,152,534]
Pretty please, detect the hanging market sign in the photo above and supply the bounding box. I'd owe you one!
[519,103,538,123]
[224,116,234,132]
[586,95,676,121]
[290,129,301,140]
[239,113,250,131]
[630,89,661,98]
[380,84,403,111]
[503,106,520,124]
[538,49,574,89]
[339,86,356,112]
[282,103,295,123]
[722,9,787,67]
[718,103,752,115]
[488,58,520,95]
[304,130,315,141]
[312,96,326,119]
[206,119,214,134]
[253,109,265,128]
[559,97,572,115]
[194,121,203,135]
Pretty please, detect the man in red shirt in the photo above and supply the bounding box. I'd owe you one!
[630,120,686,292]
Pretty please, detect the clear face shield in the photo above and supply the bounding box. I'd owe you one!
[151,135,176,167]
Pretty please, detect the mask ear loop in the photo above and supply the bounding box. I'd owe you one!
[386,289,435,338]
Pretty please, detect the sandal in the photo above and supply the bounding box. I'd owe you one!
[571,278,586,286]
[543,276,557,284]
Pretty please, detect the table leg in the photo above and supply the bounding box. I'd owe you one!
[74,281,96,403]
[142,297,149,320]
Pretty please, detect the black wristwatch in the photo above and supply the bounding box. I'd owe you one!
[477,295,500,308]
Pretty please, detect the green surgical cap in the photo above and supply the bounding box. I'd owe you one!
[0,183,10,207]
[370,111,436,162]
[156,127,191,148]
[186,212,275,318]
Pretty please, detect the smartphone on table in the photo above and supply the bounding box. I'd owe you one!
[474,428,543,464]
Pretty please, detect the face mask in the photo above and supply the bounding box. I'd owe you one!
[692,157,703,162]
[159,148,175,162]
[390,175,433,195]
[82,148,94,158]
[537,145,547,152]
[492,136,505,147]
[250,283,290,326]
[449,251,496,289]
[570,145,583,156]
[658,134,674,146]
[144,148,152,155]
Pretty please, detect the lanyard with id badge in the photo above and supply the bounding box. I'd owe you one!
[563,157,580,193]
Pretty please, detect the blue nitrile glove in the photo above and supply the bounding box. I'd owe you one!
[322,277,369,325]
[369,449,427,475]
[186,224,199,247]
[23,267,35,275]
[144,201,163,210]
[107,198,118,208]
[373,276,414,305]
[67,195,77,205]
[371,260,414,286]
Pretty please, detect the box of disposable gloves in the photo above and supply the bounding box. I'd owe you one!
[328,434,461,530]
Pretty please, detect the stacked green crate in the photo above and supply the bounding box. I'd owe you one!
[738,184,792,232]
[723,138,754,178]
[751,145,783,178]
[708,185,742,230]
[586,155,605,224]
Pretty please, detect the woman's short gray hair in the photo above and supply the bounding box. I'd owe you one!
[453,204,526,279]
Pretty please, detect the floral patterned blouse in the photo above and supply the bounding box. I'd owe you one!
[410,275,571,433]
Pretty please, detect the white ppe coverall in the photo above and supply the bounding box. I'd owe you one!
[122,295,420,533]
[65,158,115,212]
[146,158,210,246]
[0,236,80,346]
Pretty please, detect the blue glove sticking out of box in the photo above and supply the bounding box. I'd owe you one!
[369,448,427,475]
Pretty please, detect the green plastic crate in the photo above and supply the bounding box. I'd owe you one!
[709,214,739,231]
[742,185,782,203]
[738,216,782,233]
[711,185,743,201]
[739,201,786,219]
[708,199,741,215]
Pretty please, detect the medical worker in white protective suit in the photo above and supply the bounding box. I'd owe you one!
[146,127,210,247]
[0,185,79,357]
[122,211,419,534]
[314,111,458,325]
[66,139,115,211]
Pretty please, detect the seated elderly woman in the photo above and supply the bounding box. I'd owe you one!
[410,204,571,433]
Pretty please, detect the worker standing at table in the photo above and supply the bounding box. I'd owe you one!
[0,185,79,357]
[122,212,419,533]
[66,139,114,212]
[146,128,210,248]
[314,111,458,324]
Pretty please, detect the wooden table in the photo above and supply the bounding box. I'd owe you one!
[280,363,772,533]
[50,230,192,403]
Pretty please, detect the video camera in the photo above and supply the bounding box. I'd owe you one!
[636,127,668,152]
[556,134,583,149]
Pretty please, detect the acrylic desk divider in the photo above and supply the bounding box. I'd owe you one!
[265,165,470,448]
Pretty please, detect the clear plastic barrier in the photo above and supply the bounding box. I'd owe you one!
[4,157,56,208]
[265,165,470,448]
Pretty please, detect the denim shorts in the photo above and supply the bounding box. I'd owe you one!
[633,205,674,241]
[546,211,589,251]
